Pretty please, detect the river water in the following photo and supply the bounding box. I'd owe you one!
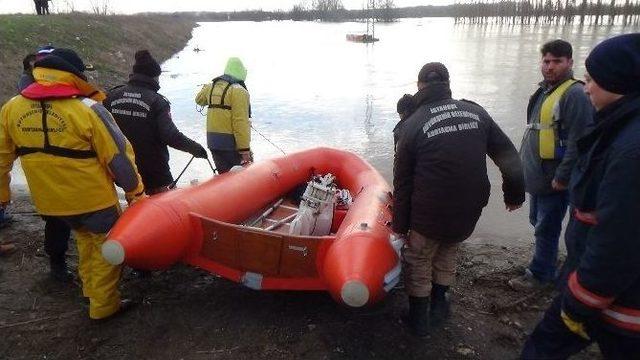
[13,18,636,245]
[159,18,632,245]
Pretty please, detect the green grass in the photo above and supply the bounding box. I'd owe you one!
[0,13,195,103]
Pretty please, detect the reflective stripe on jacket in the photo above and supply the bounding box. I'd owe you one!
[562,94,640,337]
[195,76,251,151]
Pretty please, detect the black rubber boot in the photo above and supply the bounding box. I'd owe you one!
[50,258,74,283]
[430,283,451,327]
[406,296,430,337]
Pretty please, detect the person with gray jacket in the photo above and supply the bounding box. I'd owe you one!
[509,40,594,291]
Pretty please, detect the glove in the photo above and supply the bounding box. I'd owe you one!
[560,310,590,340]
[126,192,147,206]
[239,150,253,165]
[192,144,208,159]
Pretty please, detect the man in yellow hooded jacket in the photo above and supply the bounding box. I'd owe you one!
[0,48,145,320]
[195,57,252,173]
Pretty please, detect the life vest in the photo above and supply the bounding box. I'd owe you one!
[529,79,578,160]
[207,76,252,117]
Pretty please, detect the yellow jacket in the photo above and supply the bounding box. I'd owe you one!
[0,68,144,216]
[195,76,251,151]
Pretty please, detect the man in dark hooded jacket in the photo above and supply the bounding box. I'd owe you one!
[393,62,525,337]
[104,50,208,195]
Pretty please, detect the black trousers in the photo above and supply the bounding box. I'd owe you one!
[210,149,241,174]
[42,216,71,266]
[34,0,42,15]
[522,296,640,359]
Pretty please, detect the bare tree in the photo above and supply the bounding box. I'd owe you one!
[61,0,76,13]
[90,0,112,15]
[376,0,397,22]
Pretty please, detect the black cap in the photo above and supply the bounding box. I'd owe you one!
[397,94,414,114]
[133,50,161,78]
[418,62,449,83]
[33,48,87,80]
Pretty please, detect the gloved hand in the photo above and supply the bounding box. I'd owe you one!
[125,192,147,206]
[239,150,253,165]
[192,144,208,159]
[560,310,590,340]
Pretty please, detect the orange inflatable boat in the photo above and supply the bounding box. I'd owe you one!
[102,147,403,307]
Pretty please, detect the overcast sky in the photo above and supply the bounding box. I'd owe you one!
[0,0,452,14]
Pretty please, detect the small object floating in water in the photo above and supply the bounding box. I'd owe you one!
[346,34,379,43]
[102,147,402,307]
[193,47,202,52]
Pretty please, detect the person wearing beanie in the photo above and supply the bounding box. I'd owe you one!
[393,62,525,337]
[510,39,594,292]
[195,57,252,173]
[393,94,414,148]
[0,47,144,321]
[522,33,640,359]
[104,50,208,195]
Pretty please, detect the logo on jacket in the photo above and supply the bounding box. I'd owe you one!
[17,107,67,133]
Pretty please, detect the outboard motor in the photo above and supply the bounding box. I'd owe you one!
[289,174,337,236]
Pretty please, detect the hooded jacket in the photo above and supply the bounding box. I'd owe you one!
[195,74,251,152]
[393,82,525,242]
[0,63,143,216]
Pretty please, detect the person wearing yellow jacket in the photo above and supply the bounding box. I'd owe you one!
[0,48,145,320]
[195,57,252,173]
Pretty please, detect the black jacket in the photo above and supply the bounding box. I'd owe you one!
[393,82,525,242]
[562,94,640,338]
[104,74,203,190]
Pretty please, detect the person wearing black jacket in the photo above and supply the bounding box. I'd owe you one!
[104,50,208,195]
[522,33,640,359]
[393,94,414,149]
[394,62,525,337]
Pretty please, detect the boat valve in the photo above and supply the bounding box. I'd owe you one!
[288,245,308,257]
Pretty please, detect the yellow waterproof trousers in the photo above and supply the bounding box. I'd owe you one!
[74,229,121,319]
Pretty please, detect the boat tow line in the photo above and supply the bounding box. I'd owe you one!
[251,124,286,155]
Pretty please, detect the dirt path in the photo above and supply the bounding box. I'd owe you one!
[0,195,600,359]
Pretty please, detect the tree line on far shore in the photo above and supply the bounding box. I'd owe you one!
[183,0,639,26]
[452,0,640,25]
[40,0,640,26]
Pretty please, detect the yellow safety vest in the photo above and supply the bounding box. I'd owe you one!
[538,79,578,160]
